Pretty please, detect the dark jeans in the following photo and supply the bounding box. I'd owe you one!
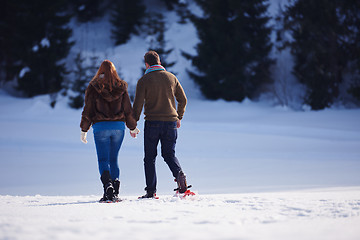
[144,121,182,193]
[93,129,125,180]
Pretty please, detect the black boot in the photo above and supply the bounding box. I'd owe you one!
[113,179,120,201]
[176,170,188,193]
[100,171,114,202]
[139,187,158,199]
[139,192,158,199]
[99,193,107,202]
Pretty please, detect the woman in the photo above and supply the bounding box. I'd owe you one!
[80,60,139,202]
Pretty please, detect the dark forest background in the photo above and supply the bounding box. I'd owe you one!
[1,0,359,110]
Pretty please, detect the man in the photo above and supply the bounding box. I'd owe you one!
[132,50,188,198]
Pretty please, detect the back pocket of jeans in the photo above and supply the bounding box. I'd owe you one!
[166,127,177,141]
[145,126,160,141]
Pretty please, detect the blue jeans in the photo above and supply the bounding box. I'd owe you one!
[144,121,182,193]
[93,129,125,180]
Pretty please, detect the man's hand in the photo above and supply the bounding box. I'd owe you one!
[130,128,140,138]
[176,120,181,128]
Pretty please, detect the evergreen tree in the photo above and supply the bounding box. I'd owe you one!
[70,0,105,22]
[175,1,191,24]
[158,0,190,24]
[18,0,73,98]
[184,0,273,102]
[278,0,360,109]
[68,53,94,109]
[159,0,179,11]
[341,1,360,103]
[111,0,146,45]
[0,0,30,83]
[0,0,73,100]
[143,12,175,72]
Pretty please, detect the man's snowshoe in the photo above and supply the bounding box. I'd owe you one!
[173,171,196,198]
[175,189,196,199]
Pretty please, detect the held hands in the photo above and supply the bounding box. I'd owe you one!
[81,123,173,142]
[130,128,140,138]
[81,128,140,142]
[80,131,88,144]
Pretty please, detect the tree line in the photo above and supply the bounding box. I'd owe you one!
[0,0,359,110]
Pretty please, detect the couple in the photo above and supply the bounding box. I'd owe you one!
[80,51,188,202]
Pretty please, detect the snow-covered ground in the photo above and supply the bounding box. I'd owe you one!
[1,91,360,196]
[1,90,360,239]
[1,0,360,238]
[1,188,359,240]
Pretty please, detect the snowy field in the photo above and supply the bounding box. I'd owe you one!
[1,188,359,240]
[1,90,360,239]
[1,0,360,238]
[1,91,360,196]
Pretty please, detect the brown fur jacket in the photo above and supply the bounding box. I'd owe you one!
[80,77,137,132]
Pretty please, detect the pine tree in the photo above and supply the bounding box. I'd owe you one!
[0,0,31,83]
[143,12,175,72]
[159,0,179,11]
[1,0,73,100]
[341,1,360,103]
[278,0,360,109]
[175,1,191,24]
[71,0,105,22]
[18,0,73,99]
[69,53,90,109]
[158,0,190,24]
[184,0,274,102]
[111,0,146,45]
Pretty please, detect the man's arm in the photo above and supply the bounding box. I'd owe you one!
[175,79,187,120]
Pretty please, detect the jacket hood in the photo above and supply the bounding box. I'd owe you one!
[90,75,127,102]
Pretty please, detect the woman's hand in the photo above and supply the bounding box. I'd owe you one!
[81,131,88,144]
[130,128,140,138]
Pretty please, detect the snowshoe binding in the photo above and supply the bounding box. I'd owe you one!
[173,171,195,199]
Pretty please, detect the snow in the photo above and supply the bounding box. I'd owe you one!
[0,188,359,240]
[1,89,360,239]
[78,5,85,11]
[1,0,360,239]
[67,3,201,99]
[40,37,50,48]
[31,37,50,53]
[18,67,30,78]
[32,45,39,52]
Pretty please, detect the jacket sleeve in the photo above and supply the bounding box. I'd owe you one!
[132,78,145,122]
[80,86,95,132]
[175,78,187,120]
[122,90,137,130]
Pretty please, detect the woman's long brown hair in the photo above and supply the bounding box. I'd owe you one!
[91,60,123,92]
